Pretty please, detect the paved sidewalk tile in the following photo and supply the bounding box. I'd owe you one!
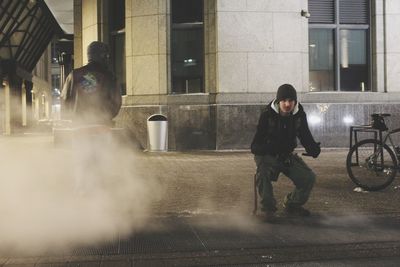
[1,136,400,265]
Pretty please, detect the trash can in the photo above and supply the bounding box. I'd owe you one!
[147,114,168,152]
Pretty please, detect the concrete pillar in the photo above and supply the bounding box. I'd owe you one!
[74,0,83,68]
[45,95,50,119]
[124,0,169,104]
[383,0,400,92]
[33,90,39,120]
[4,81,11,135]
[82,0,100,64]
[98,0,109,44]
[204,0,217,94]
[80,0,111,64]
[372,0,386,92]
[22,82,27,126]
[40,93,46,119]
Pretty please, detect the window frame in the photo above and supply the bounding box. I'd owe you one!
[170,0,205,95]
[108,0,126,96]
[308,0,372,92]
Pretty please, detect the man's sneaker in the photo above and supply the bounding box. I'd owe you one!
[260,210,277,223]
[283,205,311,217]
[260,206,278,222]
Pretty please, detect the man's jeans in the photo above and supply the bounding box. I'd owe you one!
[254,153,316,212]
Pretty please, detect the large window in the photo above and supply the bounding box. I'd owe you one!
[171,0,204,94]
[109,0,126,95]
[308,0,370,92]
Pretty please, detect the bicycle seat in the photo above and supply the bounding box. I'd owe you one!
[371,113,391,117]
[370,113,389,131]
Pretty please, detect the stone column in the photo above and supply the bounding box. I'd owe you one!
[45,93,50,119]
[98,0,109,45]
[33,90,39,120]
[4,81,11,135]
[74,0,83,68]
[124,0,169,104]
[21,82,27,126]
[81,0,100,64]
[204,0,217,94]
[371,0,385,92]
[383,0,400,92]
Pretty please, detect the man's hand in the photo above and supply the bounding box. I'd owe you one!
[302,142,321,158]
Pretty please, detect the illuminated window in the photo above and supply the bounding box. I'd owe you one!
[308,0,370,92]
[171,0,204,94]
[109,0,126,95]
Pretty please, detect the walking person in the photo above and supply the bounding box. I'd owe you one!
[61,41,121,126]
[60,41,122,194]
[251,84,321,221]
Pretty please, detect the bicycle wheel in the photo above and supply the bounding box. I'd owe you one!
[346,139,398,191]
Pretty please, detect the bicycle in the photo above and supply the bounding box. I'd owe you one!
[346,113,400,191]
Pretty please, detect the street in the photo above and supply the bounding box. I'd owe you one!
[0,134,400,266]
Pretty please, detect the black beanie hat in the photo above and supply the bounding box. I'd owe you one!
[276,84,297,102]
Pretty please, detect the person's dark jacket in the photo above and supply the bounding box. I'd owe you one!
[251,100,320,157]
[61,62,121,125]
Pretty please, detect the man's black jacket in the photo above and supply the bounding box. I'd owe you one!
[251,100,320,157]
[61,62,122,124]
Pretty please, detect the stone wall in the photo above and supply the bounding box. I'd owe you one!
[216,0,309,94]
[116,101,400,151]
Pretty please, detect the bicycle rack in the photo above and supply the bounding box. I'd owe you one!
[349,125,383,149]
[349,125,384,166]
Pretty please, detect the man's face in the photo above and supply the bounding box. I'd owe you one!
[279,99,296,115]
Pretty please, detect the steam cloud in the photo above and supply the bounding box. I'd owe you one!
[0,131,160,255]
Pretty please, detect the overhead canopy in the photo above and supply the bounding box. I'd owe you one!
[44,0,74,34]
[0,0,64,77]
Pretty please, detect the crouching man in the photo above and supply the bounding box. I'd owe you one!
[251,84,321,221]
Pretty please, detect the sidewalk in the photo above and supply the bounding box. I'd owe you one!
[0,135,400,266]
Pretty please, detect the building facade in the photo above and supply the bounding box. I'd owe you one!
[0,0,63,135]
[72,0,400,150]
